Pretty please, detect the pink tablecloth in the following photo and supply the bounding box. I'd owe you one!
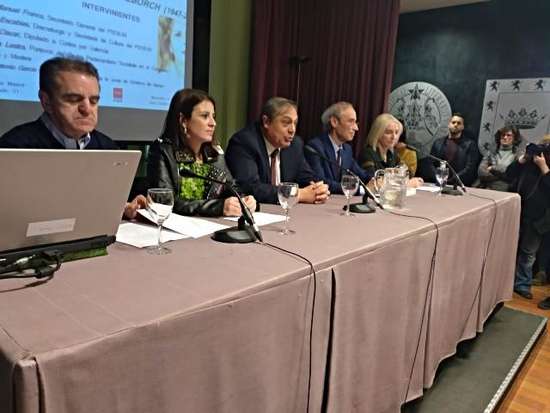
[0,189,520,413]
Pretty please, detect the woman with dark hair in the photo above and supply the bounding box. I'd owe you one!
[147,88,256,216]
[477,125,524,191]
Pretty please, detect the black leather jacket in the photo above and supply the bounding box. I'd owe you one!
[147,138,237,216]
[429,135,481,186]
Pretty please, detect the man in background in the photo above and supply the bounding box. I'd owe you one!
[305,101,372,194]
[0,57,145,217]
[427,113,481,186]
[225,97,329,204]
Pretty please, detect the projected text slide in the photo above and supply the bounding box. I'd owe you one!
[0,0,187,111]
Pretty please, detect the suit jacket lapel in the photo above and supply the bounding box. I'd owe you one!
[254,123,271,182]
[280,146,289,182]
[341,144,352,170]
[322,134,338,180]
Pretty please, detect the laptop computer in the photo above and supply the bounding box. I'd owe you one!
[0,149,141,261]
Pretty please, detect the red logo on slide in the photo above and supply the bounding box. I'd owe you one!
[113,88,123,102]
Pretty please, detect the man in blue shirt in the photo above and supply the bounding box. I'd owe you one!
[0,57,145,217]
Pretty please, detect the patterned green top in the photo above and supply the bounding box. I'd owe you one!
[178,161,212,200]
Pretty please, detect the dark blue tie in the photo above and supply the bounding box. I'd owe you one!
[335,148,342,180]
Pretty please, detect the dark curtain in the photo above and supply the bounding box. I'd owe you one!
[248,0,400,156]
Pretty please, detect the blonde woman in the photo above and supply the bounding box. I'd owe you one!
[359,113,423,187]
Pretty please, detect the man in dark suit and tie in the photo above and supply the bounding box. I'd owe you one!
[305,101,373,194]
[225,97,329,204]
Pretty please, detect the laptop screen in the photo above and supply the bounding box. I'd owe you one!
[0,149,141,258]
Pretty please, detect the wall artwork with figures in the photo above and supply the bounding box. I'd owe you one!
[478,78,550,156]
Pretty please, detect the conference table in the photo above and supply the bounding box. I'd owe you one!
[0,188,520,413]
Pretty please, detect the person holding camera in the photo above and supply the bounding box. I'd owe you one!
[506,135,550,301]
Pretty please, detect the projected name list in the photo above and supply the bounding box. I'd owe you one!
[0,0,187,111]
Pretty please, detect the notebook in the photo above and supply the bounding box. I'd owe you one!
[0,149,141,261]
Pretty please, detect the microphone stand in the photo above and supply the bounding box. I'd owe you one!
[407,144,466,196]
[304,145,383,211]
[344,169,380,213]
[180,167,262,243]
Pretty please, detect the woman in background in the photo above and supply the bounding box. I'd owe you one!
[477,126,524,191]
[394,121,417,177]
[147,88,256,216]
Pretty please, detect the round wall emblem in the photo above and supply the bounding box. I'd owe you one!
[389,82,452,157]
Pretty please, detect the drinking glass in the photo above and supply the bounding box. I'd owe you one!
[435,161,449,196]
[277,182,299,235]
[340,174,359,216]
[146,188,174,254]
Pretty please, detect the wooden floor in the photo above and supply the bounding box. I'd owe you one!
[497,284,550,413]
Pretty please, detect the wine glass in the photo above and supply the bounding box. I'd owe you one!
[435,161,449,196]
[277,182,299,235]
[146,188,174,254]
[340,174,359,216]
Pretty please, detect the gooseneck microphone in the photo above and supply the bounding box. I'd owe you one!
[179,167,263,243]
[304,145,383,210]
[406,144,467,194]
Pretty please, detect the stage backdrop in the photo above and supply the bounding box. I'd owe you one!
[247,0,400,156]
[393,0,550,144]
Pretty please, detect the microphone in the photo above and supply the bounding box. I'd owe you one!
[406,144,467,194]
[179,167,263,243]
[304,145,383,210]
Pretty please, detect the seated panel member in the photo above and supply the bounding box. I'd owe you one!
[359,113,423,187]
[147,89,256,217]
[225,97,329,204]
[0,58,117,150]
[0,57,145,218]
[305,101,372,194]
[359,113,402,174]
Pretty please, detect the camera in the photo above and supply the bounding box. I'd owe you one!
[525,142,549,158]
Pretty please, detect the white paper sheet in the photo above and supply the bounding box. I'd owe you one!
[116,222,188,248]
[138,210,229,238]
[417,184,441,193]
[224,211,286,226]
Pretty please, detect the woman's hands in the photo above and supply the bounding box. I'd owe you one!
[407,177,424,188]
[223,195,257,216]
